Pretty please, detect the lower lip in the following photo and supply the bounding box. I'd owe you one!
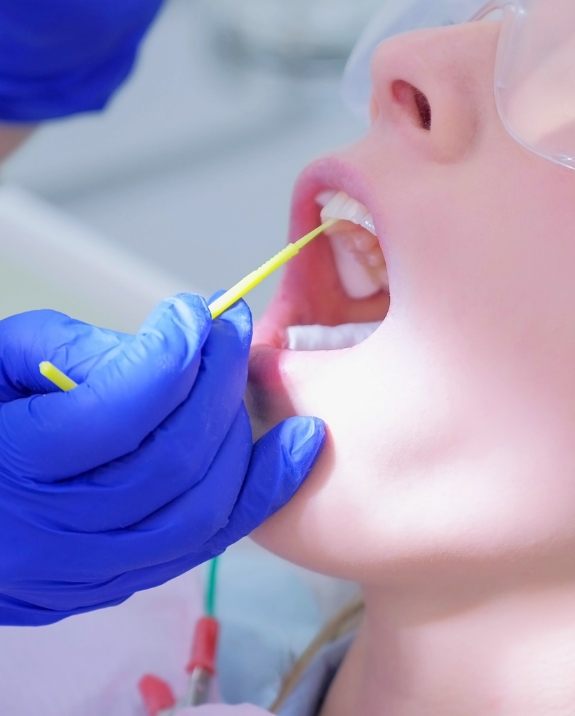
[247,344,296,432]
[249,344,282,381]
[248,164,386,383]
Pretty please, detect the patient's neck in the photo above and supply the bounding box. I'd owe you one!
[320,582,575,716]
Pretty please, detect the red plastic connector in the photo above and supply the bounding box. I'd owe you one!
[186,616,220,675]
[138,674,177,716]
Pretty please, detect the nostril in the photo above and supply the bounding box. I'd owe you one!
[414,88,431,130]
[391,80,432,130]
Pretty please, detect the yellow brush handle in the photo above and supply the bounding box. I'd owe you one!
[39,361,78,392]
[39,220,337,390]
[208,219,336,320]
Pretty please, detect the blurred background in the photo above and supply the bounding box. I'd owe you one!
[0,0,378,706]
[0,0,375,330]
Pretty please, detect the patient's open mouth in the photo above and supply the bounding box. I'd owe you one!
[248,164,392,429]
[318,190,388,299]
[283,188,390,352]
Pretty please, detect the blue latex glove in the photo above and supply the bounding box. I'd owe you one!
[0,294,325,626]
[0,0,164,121]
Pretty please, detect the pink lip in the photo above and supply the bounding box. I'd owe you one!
[289,155,381,246]
[248,154,389,406]
[252,154,385,347]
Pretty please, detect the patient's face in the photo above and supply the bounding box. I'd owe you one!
[247,20,575,593]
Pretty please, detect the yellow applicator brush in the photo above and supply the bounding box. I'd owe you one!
[39,219,337,390]
[39,361,79,392]
[208,218,336,319]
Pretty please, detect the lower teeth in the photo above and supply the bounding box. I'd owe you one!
[286,322,381,351]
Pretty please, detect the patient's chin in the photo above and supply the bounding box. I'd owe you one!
[250,506,299,561]
[249,427,340,573]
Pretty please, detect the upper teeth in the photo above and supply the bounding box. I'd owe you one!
[317,190,376,235]
[317,190,387,300]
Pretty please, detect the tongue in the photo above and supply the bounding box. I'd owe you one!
[286,322,381,351]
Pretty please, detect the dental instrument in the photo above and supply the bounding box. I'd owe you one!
[39,361,78,392]
[208,219,337,319]
[39,219,337,391]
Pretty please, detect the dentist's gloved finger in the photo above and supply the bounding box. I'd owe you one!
[207,416,326,553]
[0,294,214,481]
[64,417,325,602]
[42,305,254,530]
[3,412,326,615]
[2,410,324,611]
[5,408,253,596]
[0,310,126,401]
[0,593,128,627]
[24,415,325,601]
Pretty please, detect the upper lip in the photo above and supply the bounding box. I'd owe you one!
[289,156,381,244]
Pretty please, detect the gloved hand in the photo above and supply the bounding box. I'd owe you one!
[0,294,325,626]
[0,0,164,121]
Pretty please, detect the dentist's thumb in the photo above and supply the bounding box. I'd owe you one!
[208,416,326,550]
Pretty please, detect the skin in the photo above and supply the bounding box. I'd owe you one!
[0,124,34,162]
[247,19,575,716]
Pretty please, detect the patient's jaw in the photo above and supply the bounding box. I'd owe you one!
[247,17,575,716]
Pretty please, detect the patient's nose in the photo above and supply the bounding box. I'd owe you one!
[369,21,500,163]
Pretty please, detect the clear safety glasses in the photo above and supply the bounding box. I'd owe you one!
[342,0,575,170]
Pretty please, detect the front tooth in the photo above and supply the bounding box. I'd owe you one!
[361,214,376,234]
[316,190,338,208]
[319,191,376,236]
[315,189,387,299]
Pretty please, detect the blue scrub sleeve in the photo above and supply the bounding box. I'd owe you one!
[0,0,164,122]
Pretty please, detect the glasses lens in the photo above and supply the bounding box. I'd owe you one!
[341,0,488,122]
[496,0,575,168]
